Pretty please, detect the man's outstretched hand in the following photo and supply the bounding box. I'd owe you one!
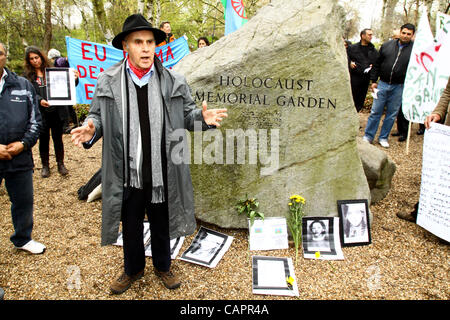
[201,101,228,128]
[71,119,96,147]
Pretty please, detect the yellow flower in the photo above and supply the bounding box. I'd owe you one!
[288,203,293,206]
[295,199,300,203]
[315,251,321,259]
[286,276,295,286]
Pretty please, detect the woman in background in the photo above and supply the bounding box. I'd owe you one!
[197,37,210,49]
[24,46,69,177]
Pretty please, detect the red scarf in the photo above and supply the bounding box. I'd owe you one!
[127,56,152,79]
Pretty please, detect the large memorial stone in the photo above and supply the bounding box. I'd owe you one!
[173,0,371,229]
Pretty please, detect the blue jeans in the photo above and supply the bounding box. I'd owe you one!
[0,170,34,247]
[364,81,404,141]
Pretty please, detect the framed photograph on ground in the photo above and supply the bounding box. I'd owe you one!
[252,256,299,297]
[45,67,76,106]
[179,227,233,268]
[302,217,344,260]
[337,199,371,246]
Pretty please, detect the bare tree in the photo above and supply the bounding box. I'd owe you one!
[42,0,53,51]
[92,0,113,43]
[380,0,400,42]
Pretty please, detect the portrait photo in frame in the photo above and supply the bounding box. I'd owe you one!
[179,227,233,268]
[337,199,371,246]
[302,217,344,260]
[45,67,76,105]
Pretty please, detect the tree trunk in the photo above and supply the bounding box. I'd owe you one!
[146,0,155,25]
[92,0,113,43]
[381,0,400,42]
[155,0,161,28]
[43,0,52,51]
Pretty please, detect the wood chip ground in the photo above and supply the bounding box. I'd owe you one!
[0,112,448,300]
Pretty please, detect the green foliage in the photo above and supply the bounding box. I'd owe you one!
[74,104,91,123]
[1,0,270,71]
[236,194,264,227]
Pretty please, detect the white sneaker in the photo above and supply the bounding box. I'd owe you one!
[362,136,372,144]
[379,139,390,148]
[15,240,46,254]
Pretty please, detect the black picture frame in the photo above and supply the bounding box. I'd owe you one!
[302,217,337,256]
[337,199,371,247]
[45,67,72,101]
[252,256,291,291]
[180,227,228,267]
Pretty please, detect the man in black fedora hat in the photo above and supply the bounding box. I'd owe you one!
[71,13,228,294]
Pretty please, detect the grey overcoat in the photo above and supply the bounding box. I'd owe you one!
[84,57,209,246]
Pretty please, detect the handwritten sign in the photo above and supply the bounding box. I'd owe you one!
[66,36,190,104]
[417,123,450,242]
[402,12,450,123]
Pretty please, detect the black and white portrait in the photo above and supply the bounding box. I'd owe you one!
[305,219,332,252]
[338,199,371,246]
[302,217,344,260]
[180,227,233,268]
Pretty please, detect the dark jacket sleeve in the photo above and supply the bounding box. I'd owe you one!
[370,43,384,82]
[432,77,450,124]
[21,79,42,150]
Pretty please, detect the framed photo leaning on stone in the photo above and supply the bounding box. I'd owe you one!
[337,199,371,247]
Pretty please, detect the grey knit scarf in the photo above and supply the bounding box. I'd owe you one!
[124,66,165,203]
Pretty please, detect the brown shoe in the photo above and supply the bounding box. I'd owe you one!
[57,163,69,176]
[41,165,50,178]
[396,212,416,223]
[155,269,181,289]
[110,270,144,295]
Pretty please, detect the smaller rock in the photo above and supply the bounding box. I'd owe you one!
[357,137,396,204]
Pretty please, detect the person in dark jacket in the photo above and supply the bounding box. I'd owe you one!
[24,46,69,177]
[363,23,415,148]
[157,21,175,47]
[0,42,46,254]
[348,28,379,112]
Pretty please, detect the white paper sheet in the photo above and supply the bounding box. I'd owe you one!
[252,256,299,297]
[417,123,450,242]
[113,221,185,259]
[249,217,289,251]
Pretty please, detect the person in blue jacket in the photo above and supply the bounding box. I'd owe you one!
[0,42,46,255]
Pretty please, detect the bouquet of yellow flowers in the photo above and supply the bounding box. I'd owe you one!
[287,194,306,264]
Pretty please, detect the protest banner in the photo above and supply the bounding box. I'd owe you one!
[402,11,450,125]
[436,11,450,37]
[417,123,450,242]
[66,36,191,104]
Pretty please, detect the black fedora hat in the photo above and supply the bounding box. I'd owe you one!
[112,14,166,49]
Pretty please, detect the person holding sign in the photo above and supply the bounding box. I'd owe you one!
[424,77,450,128]
[70,14,228,295]
[24,46,69,177]
[363,23,415,148]
[397,77,450,224]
